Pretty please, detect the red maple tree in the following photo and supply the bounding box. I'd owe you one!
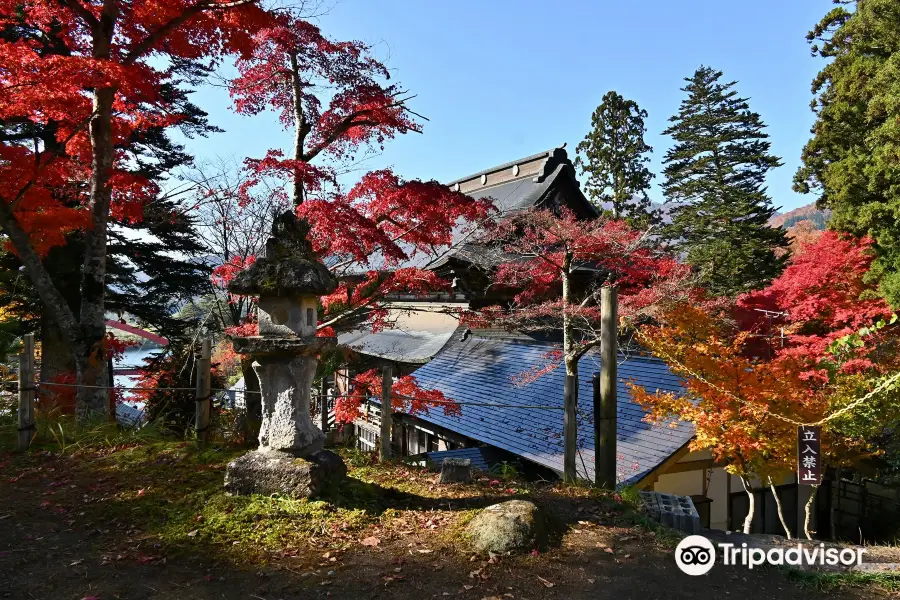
[738,231,894,378]
[634,232,900,537]
[333,370,460,425]
[468,208,694,379]
[219,14,497,423]
[0,0,272,418]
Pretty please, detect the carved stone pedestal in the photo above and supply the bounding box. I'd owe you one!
[224,449,347,499]
[223,211,346,499]
[254,353,322,456]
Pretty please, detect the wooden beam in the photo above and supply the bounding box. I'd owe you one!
[380,366,392,461]
[595,286,617,489]
[663,458,719,475]
[631,439,694,490]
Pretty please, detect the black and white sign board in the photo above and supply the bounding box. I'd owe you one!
[797,426,822,485]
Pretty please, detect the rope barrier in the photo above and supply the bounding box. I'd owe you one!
[633,327,900,428]
[2,381,565,411]
[338,391,564,410]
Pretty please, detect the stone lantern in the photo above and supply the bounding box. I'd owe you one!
[223,211,346,498]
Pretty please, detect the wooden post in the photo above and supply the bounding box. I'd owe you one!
[563,374,577,482]
[320,376,329,433]
[107,356,116,423]
[17,333,35,452]
[194,338,212,447]
[595,286,618,489]
[380,366,392,461]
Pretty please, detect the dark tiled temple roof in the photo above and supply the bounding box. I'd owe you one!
[354,147,596,274]
[430,148,597,270]
[407,334,694,486]
[462,163,570,213]
[337,304,464,364]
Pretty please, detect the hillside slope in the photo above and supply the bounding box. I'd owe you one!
[770,202,831,230]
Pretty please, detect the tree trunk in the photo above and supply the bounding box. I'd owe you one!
[739,475,755,534]
[768,476,792,539]
[0,204,82,357]
[75,84,116,421]
[289,51,307,207]
[39,316,78,414]
[73,10,118,421]
[804,484,819,540]
[560,251,578,482]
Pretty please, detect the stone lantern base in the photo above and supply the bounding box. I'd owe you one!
[224,449,347,499]
[226,336,346,499]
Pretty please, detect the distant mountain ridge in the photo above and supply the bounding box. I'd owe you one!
[769,202,831,230]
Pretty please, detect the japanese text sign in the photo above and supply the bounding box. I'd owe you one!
[798,426,822,485]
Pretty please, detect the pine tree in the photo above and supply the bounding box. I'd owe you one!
[662,66,789,296]
[575,91,660,228]
[794,0,900,308]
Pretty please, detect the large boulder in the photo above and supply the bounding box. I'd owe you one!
[224,449,346,499]
[467,500,545,553]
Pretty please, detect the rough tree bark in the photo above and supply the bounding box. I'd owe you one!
[804,484,819,540]
[740,475,756,534]
[74,11,118,420]
[39,317,77,410]
[769,476,792,539]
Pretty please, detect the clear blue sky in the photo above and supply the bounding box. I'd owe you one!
[184,0,828,212]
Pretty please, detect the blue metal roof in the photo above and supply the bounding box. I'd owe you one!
[424,447,496,473]
[407,335,694,486]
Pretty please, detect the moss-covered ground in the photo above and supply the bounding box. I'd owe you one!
[0,436,892,599]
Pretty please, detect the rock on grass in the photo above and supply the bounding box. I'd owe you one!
[467,500,545,554]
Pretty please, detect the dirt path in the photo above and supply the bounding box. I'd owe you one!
[0,448,886,600]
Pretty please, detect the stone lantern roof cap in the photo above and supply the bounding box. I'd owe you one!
[227,211,338,297]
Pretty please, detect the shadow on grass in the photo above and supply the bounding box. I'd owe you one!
[1,437,662,572]
[48,441,557,564]
[1,443,857,600]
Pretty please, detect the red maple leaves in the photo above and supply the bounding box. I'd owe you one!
[333,369,460,425]
[487,209,689,311]
[469,208,694,376]
[224,12,496,341]
[0,0,271,255]
[738,231,894,380]
[230,15,418,160]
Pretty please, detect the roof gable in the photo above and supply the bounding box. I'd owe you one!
[450,146,597,218]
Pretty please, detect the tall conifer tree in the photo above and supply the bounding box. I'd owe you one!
[575,91,660,228]
[794,0,900,308]
[662,66,789,296]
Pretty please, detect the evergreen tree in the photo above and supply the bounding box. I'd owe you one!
[794,0,900,308]
[662,66,789,296]
[575,91,660,228]
[0,12,213,382]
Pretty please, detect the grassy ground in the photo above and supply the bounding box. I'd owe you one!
[0,433,895,599]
